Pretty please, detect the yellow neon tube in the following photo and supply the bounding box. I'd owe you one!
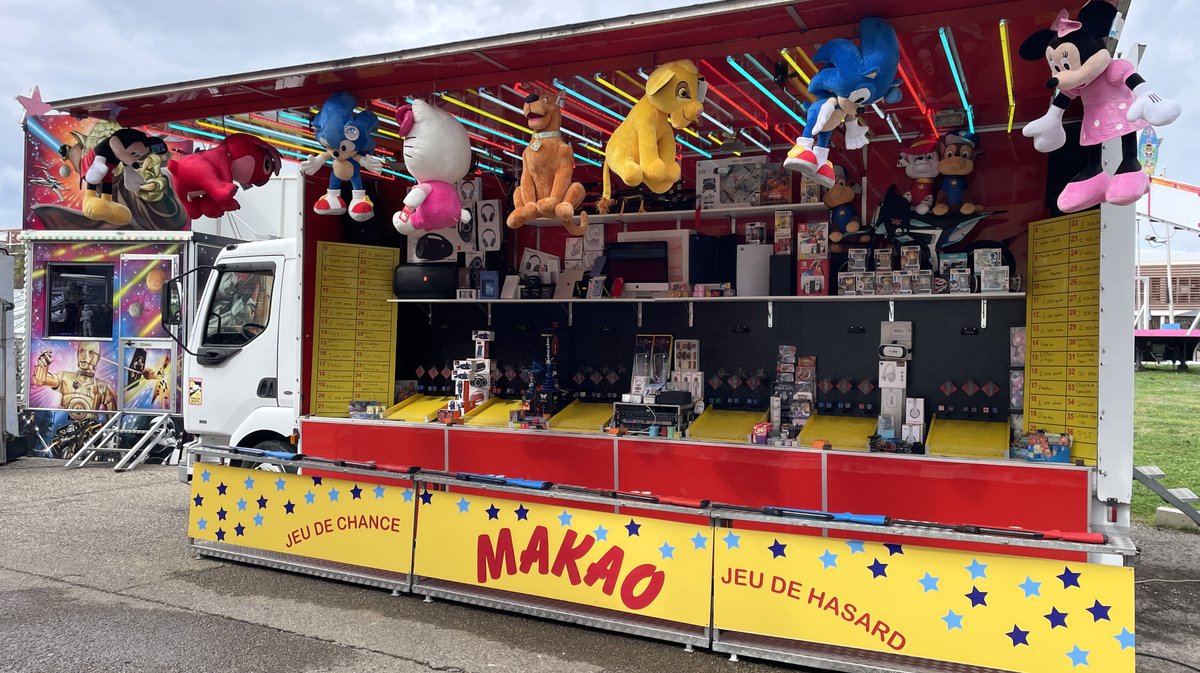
[195,121,312,154]
[593,75,640,105]
[440,94,532,135]
[999,18,1016,133]
[780,48,811,85]
[616,70,644,90]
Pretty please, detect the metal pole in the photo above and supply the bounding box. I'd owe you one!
[1166,220,1175,325]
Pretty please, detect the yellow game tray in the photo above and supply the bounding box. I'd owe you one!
[384,395,453,423]
[548,400,614,434]
[687,408,768,443]
[463,398,525,428]
[797,414,877,451]
[925,416,1010,459]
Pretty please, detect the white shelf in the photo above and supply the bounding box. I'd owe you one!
[524,202,827,227]
[389,293,1026,305]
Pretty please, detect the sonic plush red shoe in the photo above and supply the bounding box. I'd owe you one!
[313,190,346,216]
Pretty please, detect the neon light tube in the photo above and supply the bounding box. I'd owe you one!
[553,79,625,122]
[441,93,532,135]
[213,117,324,152]
[278,111,312,126]
[739,129,770,153]
[939,27,974,133]
[779,48,811,85]
[592,74,639,105]
[168,123,224,141]
[575,75,633,109]
[199,120,315,154]
[725,56,807,126]
[885,114,902,143]
[382,168,416,182]
[999,18,1016,133]
[697,61,771,126]
[744,53,808,123]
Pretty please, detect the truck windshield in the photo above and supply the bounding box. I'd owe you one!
[203,268,274,346]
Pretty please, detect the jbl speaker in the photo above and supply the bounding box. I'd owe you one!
[394,263,457,299]
[770,255,796,296]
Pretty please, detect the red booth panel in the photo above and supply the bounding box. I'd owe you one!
[447,429,616,490]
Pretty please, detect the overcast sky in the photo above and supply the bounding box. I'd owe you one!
[1,0,1196,258]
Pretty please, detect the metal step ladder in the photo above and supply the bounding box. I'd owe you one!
[1134,465,1200,526]
[64,412,177,472]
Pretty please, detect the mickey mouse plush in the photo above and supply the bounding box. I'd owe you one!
[1020,1,1180,213]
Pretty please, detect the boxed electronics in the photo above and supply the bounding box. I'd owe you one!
[604,241,670,296]
[616,229,734,285]
[394,263,458,299]
[697,156,766,209]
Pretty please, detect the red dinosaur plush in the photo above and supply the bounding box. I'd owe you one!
[167,133,282,219]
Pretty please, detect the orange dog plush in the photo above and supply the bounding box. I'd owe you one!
[598,60,705,214]
[507,89,588,235]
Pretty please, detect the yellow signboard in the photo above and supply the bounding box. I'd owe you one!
[188,464,415,575]
[1025,212,1101,463]
[310,242,400,416]
[714,528,1133,673]
[414,493,711,626]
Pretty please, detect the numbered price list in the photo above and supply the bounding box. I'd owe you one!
[310,242,399,416]
[1026,212,1100,463]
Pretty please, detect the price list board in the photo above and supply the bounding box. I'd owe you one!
[310,242,399,416]
[1025,212,1100,463]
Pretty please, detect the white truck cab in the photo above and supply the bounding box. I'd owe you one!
[164,238,302,473]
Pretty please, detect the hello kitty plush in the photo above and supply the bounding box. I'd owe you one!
[392,99,473,234]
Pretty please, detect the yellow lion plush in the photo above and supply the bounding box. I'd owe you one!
[598,60,704,213]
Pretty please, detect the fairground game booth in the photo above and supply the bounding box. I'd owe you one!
[46,0,1154,670]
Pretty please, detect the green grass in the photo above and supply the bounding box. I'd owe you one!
[1133,365,1200,523]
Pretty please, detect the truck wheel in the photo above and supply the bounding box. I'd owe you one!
[233,439,298,473]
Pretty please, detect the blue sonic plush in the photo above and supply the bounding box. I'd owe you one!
[300,92,384,221]
[784,17,902,188]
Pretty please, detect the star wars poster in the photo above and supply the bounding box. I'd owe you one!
[23,115,190,231]
[123,345,174,410]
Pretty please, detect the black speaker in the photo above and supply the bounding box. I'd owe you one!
[394,263,457,299]
[770,255,795,296]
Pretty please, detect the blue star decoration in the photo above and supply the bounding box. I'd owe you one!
[312,476,323,486]
[419,490,433,505]
[867,558,888,578]
[1058,566,1082,589]
[200,469,211,482]
[1018,576,1042,598]
[216,507,228,521]
[942,609,964,631]
[768,539,787,558]
[625,519,641,536]
[257,495,269,509]
[304,490,316,505]
[557,510,574,527]
[659,541,675,559]
[373,484,386,499]
[819,550,838,569]
[234,523,245,537]
[193,494,204,507]
[253,513,264,527]
[846,540,865,554]
[594,524,609,541]
[1086,600,1111,622]
[722,530,741,549]
[965,586,988,607]
[1114,627,1135,650]
[918,572,940,593]
[197,517,207,531]
[1045,607,1069,629]
[884,543,904,556]
[283,501,295,514]
[1066,645,1089,667]
[965,559,988,580]
[690,532,708,550]
[236,498,248,512]
[486,504,500,520]
[456,497,471,513]
[515,505,530,521]
[217,483,228,496]
[402,489,414,503]
[1006,625,1030,646]
[243,475,255,490]
[350,485,363,500]
[328,488,340,502]
[215,528,226,541]
[275,477,287,491]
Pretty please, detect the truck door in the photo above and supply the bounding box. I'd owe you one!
[185,259,282,439]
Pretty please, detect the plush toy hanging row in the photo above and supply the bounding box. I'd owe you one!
[784,17,902,187]
[507,89,588,234]
[391,99,473,235]
[301,92,384,222]
[168,134,281,220]
[1020,1,1181,213]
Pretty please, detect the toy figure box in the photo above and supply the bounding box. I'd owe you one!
[1011,430,1072,463]
[697,156,765,210]
[761,163,794,205]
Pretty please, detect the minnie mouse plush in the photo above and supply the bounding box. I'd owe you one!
[1020,1,1180,213]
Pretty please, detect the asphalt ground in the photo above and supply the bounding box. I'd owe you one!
[0,458,1196,673]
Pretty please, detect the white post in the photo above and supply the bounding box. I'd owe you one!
[1165,219,1175,324]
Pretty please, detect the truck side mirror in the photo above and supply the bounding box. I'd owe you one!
[162,280,183,327]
